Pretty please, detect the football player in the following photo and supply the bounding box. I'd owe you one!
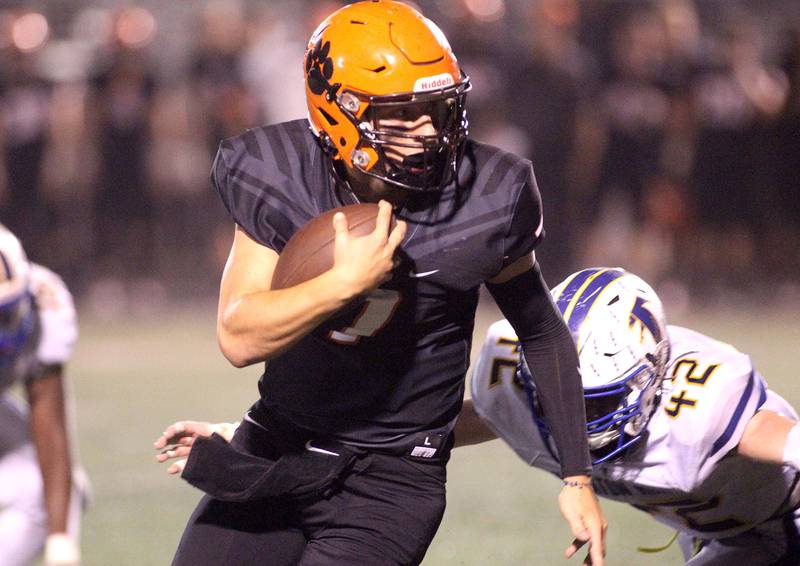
[173,1,605,565]
[467,268,800,564]
[160,267,800,564]
[0,225,85,566]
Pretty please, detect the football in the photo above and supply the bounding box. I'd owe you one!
[271,203,394,290]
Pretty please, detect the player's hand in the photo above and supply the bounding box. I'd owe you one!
[44,533,80,566]
[331,200,407,294]
[154,421,234,474]
[559,476,607,566]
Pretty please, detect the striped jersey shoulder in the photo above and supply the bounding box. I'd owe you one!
[216,119,320,184]
[462,139,536,197]
[212,119,325,252]
[458,140,544,258]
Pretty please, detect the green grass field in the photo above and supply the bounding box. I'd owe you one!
[68,298,800,565]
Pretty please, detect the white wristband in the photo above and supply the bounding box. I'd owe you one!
[45,533,80,565]
[208,421,240,443]
[783,422,800,471]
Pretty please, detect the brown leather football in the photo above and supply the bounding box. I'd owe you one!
[271,203,394,290]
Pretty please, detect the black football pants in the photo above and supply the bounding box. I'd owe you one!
[171,420,448,566]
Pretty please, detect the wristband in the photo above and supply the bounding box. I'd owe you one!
[45,533,80,565]
[783,422,800,471]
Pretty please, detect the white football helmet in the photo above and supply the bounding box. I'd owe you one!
[520,267,669,464]
[0,224,35,366]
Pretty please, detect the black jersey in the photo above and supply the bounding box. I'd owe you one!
[214,119,543,447]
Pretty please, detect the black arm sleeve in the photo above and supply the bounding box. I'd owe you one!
[486,263,592,477]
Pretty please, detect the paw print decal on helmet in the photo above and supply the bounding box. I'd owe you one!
[305,39,340,101]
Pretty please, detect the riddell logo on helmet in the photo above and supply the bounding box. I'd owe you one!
[413,73,455,92]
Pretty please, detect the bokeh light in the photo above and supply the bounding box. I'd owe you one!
[11,11,49,52]
[115,7,156,48]
[463,0,506,22]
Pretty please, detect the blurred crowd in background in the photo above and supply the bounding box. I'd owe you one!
[1,0,798,317]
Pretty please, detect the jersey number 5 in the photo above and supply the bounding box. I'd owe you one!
[328,289,401,345]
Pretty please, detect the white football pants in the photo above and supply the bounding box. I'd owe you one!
[0,393,85,566]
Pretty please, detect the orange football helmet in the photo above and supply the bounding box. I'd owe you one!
[304,0,470,192]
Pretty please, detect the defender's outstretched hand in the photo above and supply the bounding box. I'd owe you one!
[154,421,235,474]
[559,477,607,566]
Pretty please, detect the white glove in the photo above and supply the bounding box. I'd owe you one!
[45,533,80,566]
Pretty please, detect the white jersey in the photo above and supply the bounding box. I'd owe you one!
[0,264,77,393]
[0,264,84,565]
[471,320,799,540]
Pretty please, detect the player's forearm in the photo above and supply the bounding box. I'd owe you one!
[738,410,798,467]
[519,325,591,476]
[218,269,362,367]
[487,264,592,477]
[26,370,73,534]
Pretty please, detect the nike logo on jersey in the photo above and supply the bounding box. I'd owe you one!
[408,269,439,278]
[304,440,340,457]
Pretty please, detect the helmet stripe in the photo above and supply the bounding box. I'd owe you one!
[565,268,627,342]
[629,296,664,343]
[555,268,602,317]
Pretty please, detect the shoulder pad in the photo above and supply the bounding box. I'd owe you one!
[29,264,77,365]
[213,120,320,251]
[662,326,766,486]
